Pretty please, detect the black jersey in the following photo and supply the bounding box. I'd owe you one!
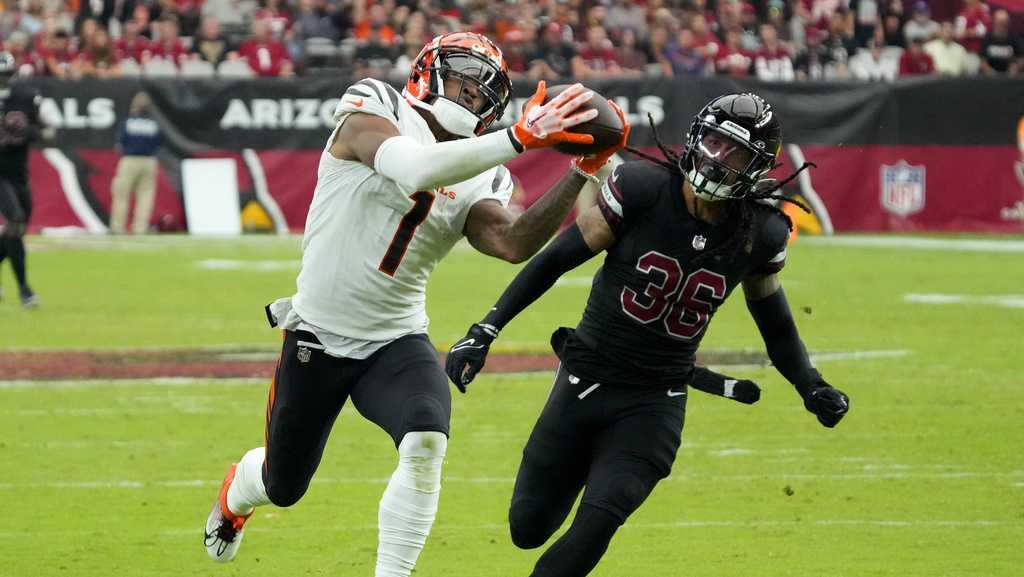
[0,84,42,183]
[560,160,791,388]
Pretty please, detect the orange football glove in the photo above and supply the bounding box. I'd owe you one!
[511,81,598,151]
[574,100,630,175]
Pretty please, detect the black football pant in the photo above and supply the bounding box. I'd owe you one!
[261,329,451,507]
[510,364,687,577]
[0,177,32,290]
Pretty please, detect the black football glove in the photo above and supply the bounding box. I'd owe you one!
[444,323,498,393]
[802,381,850,428]
[690,366,761,404]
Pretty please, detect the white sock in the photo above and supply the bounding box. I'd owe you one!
[375,431,447,577]
[226,447,271,516]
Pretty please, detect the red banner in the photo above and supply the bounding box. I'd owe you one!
[24,143,1024,235]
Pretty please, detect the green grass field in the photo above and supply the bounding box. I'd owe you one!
[1,234,1022,577]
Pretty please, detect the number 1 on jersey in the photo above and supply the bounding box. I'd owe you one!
[378,190,435,276]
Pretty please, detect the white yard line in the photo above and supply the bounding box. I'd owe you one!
[904,293,1024,309]
[0,377,266,390]
[196,258,300,271]
[803,236,1024,252]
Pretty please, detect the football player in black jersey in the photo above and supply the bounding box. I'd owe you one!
[0,51,45,307]
[446,93,850,577]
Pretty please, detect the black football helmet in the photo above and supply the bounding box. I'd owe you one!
[680,93,782,201]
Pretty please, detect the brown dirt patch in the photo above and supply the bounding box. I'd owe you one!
[0,349,768,381]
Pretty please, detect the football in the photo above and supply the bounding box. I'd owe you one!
[538,84,625,156]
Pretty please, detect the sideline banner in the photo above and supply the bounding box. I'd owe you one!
[19,76,1024,233]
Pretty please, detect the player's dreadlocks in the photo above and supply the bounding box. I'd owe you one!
[624,114,815,270]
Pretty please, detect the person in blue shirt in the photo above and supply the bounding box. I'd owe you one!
[110,92,162,234]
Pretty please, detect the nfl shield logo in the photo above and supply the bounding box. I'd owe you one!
[692,235,707,251]
[297,347,311,363]
[880,161,926,217]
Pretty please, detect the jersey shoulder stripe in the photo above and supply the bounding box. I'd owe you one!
[346,79,400,122]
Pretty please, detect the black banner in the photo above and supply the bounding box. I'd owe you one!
[22,76,1024,150]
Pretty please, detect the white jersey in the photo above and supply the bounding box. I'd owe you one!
[288,78,514,344]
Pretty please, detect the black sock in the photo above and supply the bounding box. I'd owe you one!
[528,504,622,577]
[5,237,28,292]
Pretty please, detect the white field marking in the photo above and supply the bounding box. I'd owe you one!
[0,519,1016,540]
[904,293,1024,309]
[711,448,754,457]
[3,470,1020,491]
[196,258,300,272]
[803,235,1024,253]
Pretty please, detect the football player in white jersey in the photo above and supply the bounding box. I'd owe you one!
[204,32,630,577]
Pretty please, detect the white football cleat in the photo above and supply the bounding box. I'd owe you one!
[204,463,252,562]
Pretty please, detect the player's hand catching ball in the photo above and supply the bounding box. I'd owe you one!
[511,81,598,151]
[574,101,630,176]
[445,323,498,393]
[802,380,850,428]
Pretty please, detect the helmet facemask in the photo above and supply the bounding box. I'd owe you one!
[423,49,510,137]
[682,116,777,202]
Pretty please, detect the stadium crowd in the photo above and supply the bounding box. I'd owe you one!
[0,0,1021,80]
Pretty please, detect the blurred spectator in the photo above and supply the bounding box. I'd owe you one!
[646,25,674,76]
[955,0,991,53]
[925,21,969,76]
[715,28,753,77]
[354,24,397,79]
[880,13,905,48]
[606,0,647,38]
[904,2,939,45]
[690,14,721,60]
[527,22,584,80]
[615,28,650,74]
[39,29,78,78]
[292,0,341,44]
[254,0,293,41]
[116,18,154,63]
[578,25,623,78]
[76,0,136,34]
[13,0,47,38]
[193,18,233,66]
[979,9,1022,75]
[899,37,935,75]
[849,37,898,81]
[496,28,530,79]
[823,10,857,66]
[151,16,189,67]
[353,3,395,45]
[78,17,100,47]
[3,31,41,76]
[79,25,122,77]
[754,22,795,80]
[238,17,293,76]
[201,0,259,31]
[664,29,708,76]
[795,28,844,79]
[849,0,882,46]
[111,93,161,235]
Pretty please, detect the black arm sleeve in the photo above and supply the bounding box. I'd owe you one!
[745,287,821,398]
[481,223,597,331]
